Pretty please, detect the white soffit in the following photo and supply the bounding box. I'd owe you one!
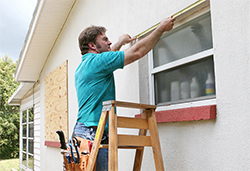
[15,0,76,82]
[8,82,35,106]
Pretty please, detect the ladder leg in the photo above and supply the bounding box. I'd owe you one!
[148,109,164,171]
[109,106,118,171]
[133,109,149,171]
[87,111,108,171]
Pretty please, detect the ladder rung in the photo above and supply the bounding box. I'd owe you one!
[118,146,144,149]
[117,116,149,129]
[103,100,156,109]
[118,134,151,147]
[100,144,144,149]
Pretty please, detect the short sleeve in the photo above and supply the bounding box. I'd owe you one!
[94,51,124,73]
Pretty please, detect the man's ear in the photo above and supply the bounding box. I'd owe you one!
[88,42,96,50]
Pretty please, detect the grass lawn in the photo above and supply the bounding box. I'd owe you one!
[0,158,19,171]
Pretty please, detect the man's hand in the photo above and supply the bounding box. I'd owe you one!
[124,16,175,66]
[158,17,175,33]
[111,34,136,51]
[119,34,136,45]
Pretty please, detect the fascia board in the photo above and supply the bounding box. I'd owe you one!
[14,0,44,82]
[8,82,35,106]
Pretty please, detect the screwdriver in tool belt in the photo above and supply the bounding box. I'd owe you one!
[65,153,71,163]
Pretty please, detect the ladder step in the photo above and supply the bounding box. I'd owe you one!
[100,144,144,149]
[117,116,149,129]
[118,135,151,147]
[103,100,156,109]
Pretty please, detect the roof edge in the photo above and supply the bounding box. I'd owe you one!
[14,0,43,82]
[8,82,35,106]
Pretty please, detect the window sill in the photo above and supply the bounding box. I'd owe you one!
[45,141,61,148]
[135,105,216,123]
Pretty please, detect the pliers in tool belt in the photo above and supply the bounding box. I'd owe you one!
[69,137,80,164]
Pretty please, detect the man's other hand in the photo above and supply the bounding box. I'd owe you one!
[119,34,136,45]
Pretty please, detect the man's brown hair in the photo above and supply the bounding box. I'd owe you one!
[78,26,107,55]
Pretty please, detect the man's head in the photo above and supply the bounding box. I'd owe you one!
[78,26,112,55]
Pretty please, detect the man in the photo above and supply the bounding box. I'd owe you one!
[74,17,175,170]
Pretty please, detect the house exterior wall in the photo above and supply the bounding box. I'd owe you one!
[25,0,250,170]
[141,0,250,171]
[140,1,250,170]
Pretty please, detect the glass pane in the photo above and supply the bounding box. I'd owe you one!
[22,153,27,167]
[23,124,27,137]
[22,110,27,123]
[154,56,215,105]
[28,107,34,122]
[28,155,34,169]
[28,139,33,154]
[28,123,34,138]
[22,139,27,152]
[153,12,213,68]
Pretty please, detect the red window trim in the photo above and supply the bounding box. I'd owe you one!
[45,141,61,148]
[45,105,216,148]
[135,105,216,122]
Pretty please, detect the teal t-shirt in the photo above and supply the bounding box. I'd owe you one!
[75,51,124,131]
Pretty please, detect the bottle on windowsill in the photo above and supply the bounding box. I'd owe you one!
[190,77,200,98]
[206,72,215,95]
[180,77,190,100]
[171,81,180,101]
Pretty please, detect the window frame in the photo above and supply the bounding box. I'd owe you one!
[148,10,216,111]
[20,106,34,171]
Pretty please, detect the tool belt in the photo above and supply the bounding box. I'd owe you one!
[61,136,95,171]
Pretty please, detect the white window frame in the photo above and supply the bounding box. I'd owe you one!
[20,107,34,171]
[148,10,216,112]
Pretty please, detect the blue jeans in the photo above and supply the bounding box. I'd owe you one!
[73,122,108,171]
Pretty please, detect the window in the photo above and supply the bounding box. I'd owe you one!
[149,11,215,107]
[20,107,34,170]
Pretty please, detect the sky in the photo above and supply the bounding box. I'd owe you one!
[0,0,37,62]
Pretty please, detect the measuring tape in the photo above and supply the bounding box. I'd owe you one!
[135,0,206,39]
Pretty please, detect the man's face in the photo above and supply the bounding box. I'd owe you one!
[94,33,112,53]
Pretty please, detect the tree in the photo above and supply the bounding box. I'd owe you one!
[0,55,20,159]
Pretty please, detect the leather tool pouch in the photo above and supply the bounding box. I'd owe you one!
[62,137,95,171]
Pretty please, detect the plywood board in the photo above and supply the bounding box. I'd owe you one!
[44,61,68,143]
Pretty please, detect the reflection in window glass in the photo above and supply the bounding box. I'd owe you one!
[23,139,27,152]
[153,12,212,68]
[28,123,34,138]
[22,110,27,123]
[154,56,215,105]
[23,125,27,137]
[28,139,33,153]
[28,107,34,122]
[28,155,34,169]
[22,153,27,167]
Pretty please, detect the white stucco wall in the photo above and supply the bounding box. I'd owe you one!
[142,0,250,171]
[37,0,250,170]
[143,1,250,170]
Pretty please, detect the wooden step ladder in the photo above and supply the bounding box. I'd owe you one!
[86,100,164,171]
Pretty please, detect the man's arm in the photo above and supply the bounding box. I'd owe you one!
[111,34,136,51]
[124,17,175,66]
